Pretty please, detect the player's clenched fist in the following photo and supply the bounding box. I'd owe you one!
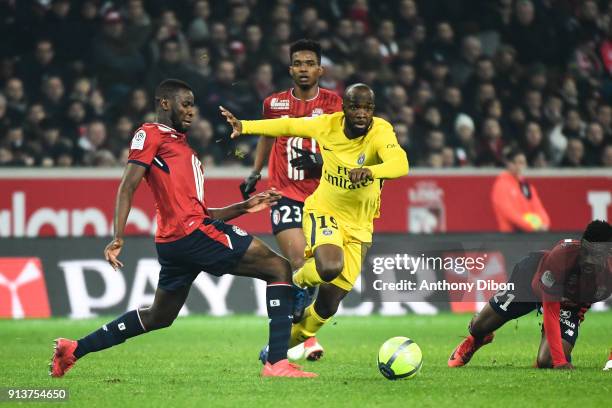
[349,168,373,184]
[104,238,124,270]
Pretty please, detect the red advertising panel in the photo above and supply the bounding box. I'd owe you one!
[0,173,609,237]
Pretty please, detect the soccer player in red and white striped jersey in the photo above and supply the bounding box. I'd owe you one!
[49,79,316,379]
[241,40,342,361]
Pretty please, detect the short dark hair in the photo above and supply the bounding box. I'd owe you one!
[289,39,321,64]
[155,79,192,101]
[503,146,524,162]
[582,220,612,242]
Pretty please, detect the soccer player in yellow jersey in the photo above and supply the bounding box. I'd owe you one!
[220,83,409,360]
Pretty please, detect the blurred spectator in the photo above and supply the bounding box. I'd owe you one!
[40,76,66,117]
[252,62,275,104]
[92,10,146,102]
[560,138,586,167]
[377,20,398,63]
[430,21,457,63]
[451,36,482,86]
[330,18,356,63]
[124,88,151,124]
[76,120,107,165]
[395,0,419,39]
[187,0,211,43]
[190,118,224,165]
[584,122,608,166]
[491,148,550,232]
[37,118,73,166]
[62,100,88,142]
[16,39,64,99]
[5,78,27,120]
[70,78,94,104]
[124,0,152,50]
[6,126,36,166]
[202,59,256,134]
[453,113,477,166]
[521,121,549,167]
[107,116,135,157]
[146,38,207,100]
[477,118,505,166]
[43,0,82,63]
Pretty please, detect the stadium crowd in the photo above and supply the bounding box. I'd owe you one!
[1,0,612,168]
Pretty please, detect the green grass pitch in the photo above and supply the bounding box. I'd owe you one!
[1,312,610,407]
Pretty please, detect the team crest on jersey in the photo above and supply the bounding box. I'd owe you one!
[131,129,147,150]
[270,98,290,110]
[322,228,333,236]
[272,209,280,225]
[357,153,366,166]
[232,225,248,236]
[311,108,324,117]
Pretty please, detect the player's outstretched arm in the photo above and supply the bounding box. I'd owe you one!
[220,106,319,139]
[208,189,281,221]
[104,163,147,270]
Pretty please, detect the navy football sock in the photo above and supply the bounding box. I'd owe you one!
[74,310,146,359]
[266,283,294,364]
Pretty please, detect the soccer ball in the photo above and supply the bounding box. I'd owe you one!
[377,337,422,380]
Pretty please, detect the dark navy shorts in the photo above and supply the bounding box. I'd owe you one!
[155,218,253,291]
[488,252,582,345]
[270,196,304,235]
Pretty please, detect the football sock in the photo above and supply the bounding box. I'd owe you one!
[290,304,328,347]
[266,283,294,364]
[608,349,612,360]
[293,258,324,288]
[74,310,146,359]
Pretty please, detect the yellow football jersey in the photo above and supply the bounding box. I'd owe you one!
[241,111,409,241]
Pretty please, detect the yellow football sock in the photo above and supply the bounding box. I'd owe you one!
[290,304,329,347]
[292,257,324,288]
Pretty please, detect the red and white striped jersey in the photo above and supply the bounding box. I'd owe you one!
[127,122,210,243]
[263,87,342,202]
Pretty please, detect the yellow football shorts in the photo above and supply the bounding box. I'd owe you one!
[302,208,370,291]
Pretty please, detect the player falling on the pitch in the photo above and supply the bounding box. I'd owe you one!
[49,79,317,378]
[221,83,409,362]
[448,220,612,369]
[240,39,342,361]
